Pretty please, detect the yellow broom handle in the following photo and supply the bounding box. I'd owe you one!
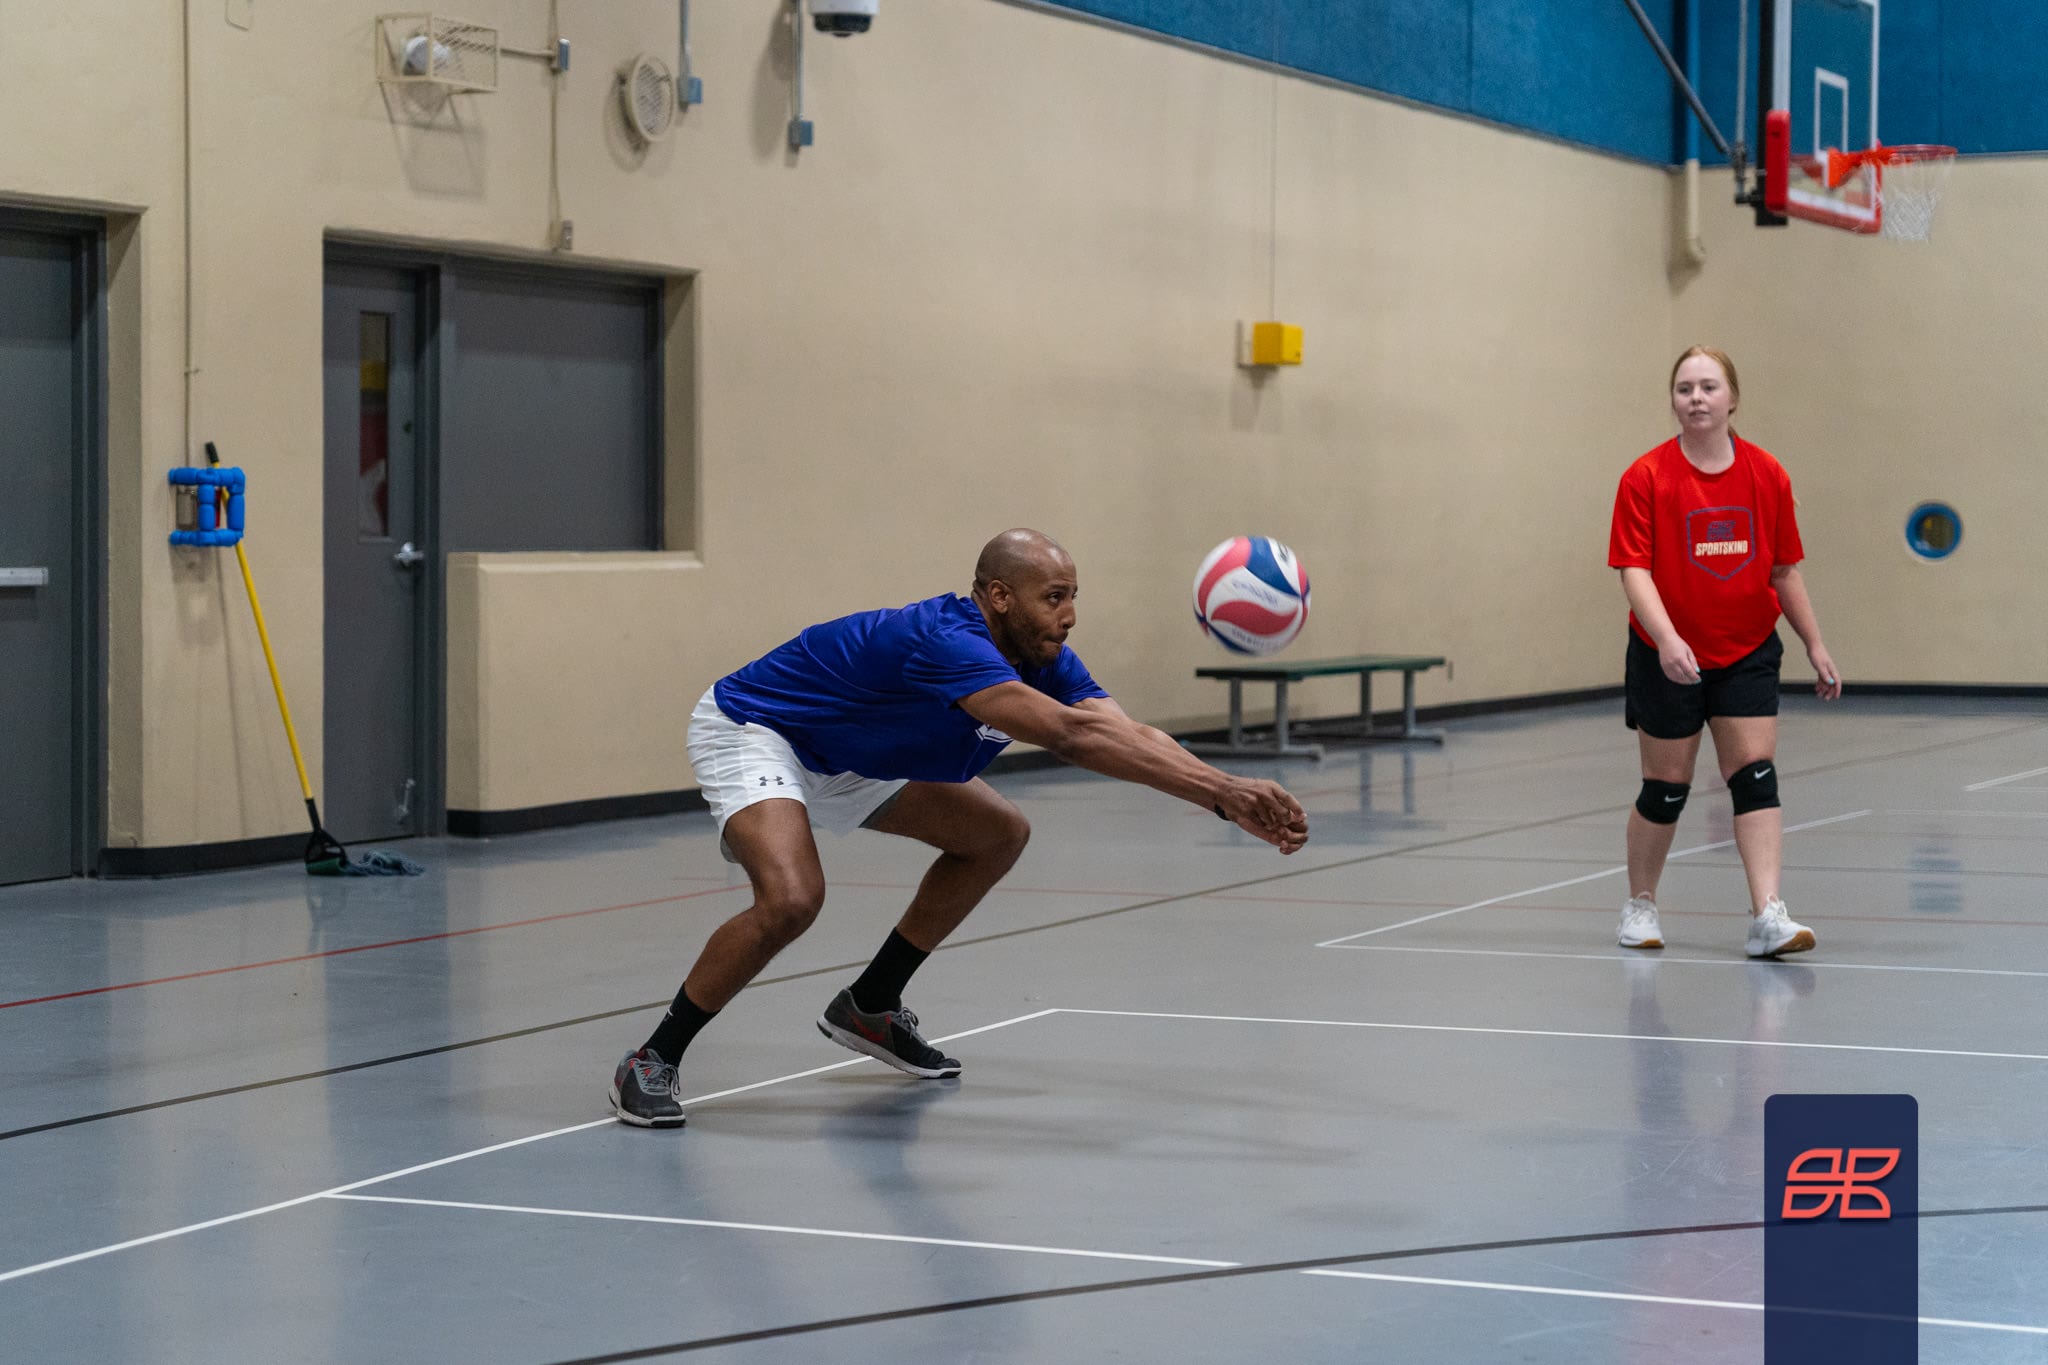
[233,539,316,804]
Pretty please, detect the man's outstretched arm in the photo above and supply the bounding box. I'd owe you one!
[957,683,1308,853]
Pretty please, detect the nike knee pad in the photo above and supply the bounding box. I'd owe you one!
[1635,779,1690,825]
[1728,759,1781,815]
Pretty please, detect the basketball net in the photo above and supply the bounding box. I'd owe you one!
[1826,144,1959,241]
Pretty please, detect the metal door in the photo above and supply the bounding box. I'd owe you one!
[321,264,424,843]
[0,226,87,885]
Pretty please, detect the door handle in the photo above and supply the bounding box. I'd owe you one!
[0,567,50,588]
[393,542,425,568]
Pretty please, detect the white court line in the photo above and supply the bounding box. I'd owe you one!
[1325,943,2048,981]
[1055,1008,2048,1064]
[327,1193,1238,1268]
[1888,809,2048,820]
[1302,1269,2048,1336]
[0,1116,614,1287]
[1316,810,1872,948]
[1966,765,2048,792]
[0,1009,1058,1287]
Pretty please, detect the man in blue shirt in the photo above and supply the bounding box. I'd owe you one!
[611,529,1310,1127]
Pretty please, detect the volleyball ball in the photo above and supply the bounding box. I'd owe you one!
[1192,536,1310,655]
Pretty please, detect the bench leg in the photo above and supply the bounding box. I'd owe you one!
[1183,678,1325,760]
[1400,669,1446,743]
[1270,679,1323,758]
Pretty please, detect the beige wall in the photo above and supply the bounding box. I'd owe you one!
[445,554,705,811]
[11,1,2019,846]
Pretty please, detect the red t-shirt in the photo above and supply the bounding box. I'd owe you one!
[1607,435,1804,669]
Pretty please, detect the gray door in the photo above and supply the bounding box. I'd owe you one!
[0,228,85,885]
[322,265,424,844]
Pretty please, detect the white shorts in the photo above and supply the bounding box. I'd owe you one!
[688,688,907,862]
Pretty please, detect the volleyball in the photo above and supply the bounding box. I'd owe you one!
[1192,536,1310,655]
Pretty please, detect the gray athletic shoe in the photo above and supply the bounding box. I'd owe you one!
[817,989,962,1078]
[610,1047,686,1127]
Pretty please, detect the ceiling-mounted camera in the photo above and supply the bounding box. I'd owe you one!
[809,0,876,37]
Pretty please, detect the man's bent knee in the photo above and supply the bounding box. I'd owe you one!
[983,809,1031,863]
[752,886,824,945]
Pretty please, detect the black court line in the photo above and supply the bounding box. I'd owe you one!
[7,720,2038,1143]
[537,1203,2048,1362]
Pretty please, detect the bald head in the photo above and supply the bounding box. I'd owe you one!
[973,529,1072,595]
[969,530,1080,668]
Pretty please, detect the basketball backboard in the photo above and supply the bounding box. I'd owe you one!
[1759,0,1882,230]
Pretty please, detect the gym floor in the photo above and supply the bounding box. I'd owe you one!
[3,694,2045,1363]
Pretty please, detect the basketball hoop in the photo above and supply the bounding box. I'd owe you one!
[1827,143,1958,241]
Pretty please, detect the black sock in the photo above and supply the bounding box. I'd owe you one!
[644,984,718,1062]
[847,929,929,1015]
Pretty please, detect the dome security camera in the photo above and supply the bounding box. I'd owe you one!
[809,0,876,36]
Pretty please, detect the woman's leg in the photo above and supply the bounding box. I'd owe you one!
[1628,729,1703,900]
[1707,714,1781,913]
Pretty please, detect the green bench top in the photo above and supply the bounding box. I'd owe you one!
[1195,654,1447,681]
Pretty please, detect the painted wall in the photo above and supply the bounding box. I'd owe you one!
[1058,1,2048,163]
[1047,0,1683,163]
[2,1,2031,848]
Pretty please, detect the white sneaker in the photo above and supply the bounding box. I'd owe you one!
[1746,897,1816,958]
[1617,895,1664,949]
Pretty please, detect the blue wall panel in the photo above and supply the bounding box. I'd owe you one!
[1171,0,1280,59]
[1469,0,1676,161]
[1275,0,1470,113]
[1942,0,2048,154]
[1879,2,1943,148]
[1040,1,2048,163]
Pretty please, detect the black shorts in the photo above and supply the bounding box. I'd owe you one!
[1624,630,1782,739]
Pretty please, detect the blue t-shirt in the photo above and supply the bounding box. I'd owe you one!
[713,594,1109,782]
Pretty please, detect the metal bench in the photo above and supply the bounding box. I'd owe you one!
[1184,654,1449,759]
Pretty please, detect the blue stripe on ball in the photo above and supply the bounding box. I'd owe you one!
[1244,537,1301,598]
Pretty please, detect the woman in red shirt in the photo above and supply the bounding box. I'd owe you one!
[1607,346,1842,958]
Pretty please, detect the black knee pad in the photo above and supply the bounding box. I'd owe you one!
[1635,779,1690,824]
[1727,759,1781,815]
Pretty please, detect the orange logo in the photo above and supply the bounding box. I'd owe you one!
[1782,1148,1900,1220]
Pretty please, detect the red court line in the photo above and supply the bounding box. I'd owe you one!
[0,884,748,1011]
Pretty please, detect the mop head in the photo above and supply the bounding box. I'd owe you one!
[305,829,424,877]
[330,849,426,877]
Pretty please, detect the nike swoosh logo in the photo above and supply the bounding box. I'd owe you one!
[1753,766,1771,779]
[1663,794,1683,802]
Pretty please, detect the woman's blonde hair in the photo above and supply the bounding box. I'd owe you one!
[1670,345,1740,407]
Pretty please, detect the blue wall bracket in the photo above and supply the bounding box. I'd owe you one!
[168,465,248,547]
